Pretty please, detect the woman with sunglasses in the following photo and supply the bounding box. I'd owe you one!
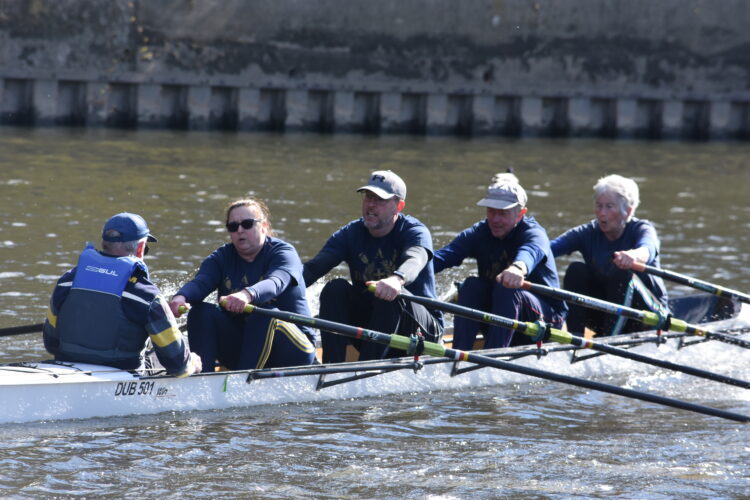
[169,198,317,371]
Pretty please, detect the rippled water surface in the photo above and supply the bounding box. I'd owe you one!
[0,128,749,498]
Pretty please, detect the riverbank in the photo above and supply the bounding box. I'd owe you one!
[2,0,750,138]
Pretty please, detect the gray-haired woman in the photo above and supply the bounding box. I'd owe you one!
[551,174,668,336]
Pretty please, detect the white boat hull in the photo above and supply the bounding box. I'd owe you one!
[1,305,748,424]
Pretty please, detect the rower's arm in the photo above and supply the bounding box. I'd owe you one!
[613,247,650,270]
[146,296,196,376]
[247,269,293,303]
[394,245,429,285]
[302,250,340,287]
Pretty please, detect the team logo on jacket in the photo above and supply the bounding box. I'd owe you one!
[84,265,118,277]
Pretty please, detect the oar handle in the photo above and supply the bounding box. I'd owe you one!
[630,262,647,273]
[176,304,192,319]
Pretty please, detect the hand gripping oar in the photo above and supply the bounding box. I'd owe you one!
[239,303,749,423]
[382,289,750,390]
[0,323,44,338]
[631,262,750,305]
[520,281,750,350]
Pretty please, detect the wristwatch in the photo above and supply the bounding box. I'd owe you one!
[392,270,406,283]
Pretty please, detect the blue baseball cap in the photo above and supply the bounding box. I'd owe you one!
[102,213,157,242]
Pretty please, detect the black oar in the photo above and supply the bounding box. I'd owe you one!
[0,323,44,338]
[632,262,750,305]
[389,290,750,389]
[237,303,749,423]
[1,318,189,339]
[522,281,750,350]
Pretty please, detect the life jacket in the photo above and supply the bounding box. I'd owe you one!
[56,243,150,369]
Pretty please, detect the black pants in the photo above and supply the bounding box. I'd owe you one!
[454,276,565,349]
[317,278,443,363]
[187,302,316,371]
[563,261,646,336]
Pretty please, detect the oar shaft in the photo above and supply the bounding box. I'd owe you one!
[0,323,44,338]
[456,350,748,423]
[242,304,451,359]
[576,335,750,389]
[242,304,749,423]
[521,281,658,326]
[524,281,750,350]
[632,262,750,305]
[662,316,750,349]
[398,291,750,389]
[399,292,541,338]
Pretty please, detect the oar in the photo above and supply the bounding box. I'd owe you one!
[0,323,44,338]
[234,303,749,423]
[384,289,750,389]
[520,281,750,350]
[631,262,750,305]
[0,317,189,340]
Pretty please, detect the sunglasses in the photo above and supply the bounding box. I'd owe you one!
[226,218,262,232]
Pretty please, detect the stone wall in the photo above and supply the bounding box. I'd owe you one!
[1,0,749,138]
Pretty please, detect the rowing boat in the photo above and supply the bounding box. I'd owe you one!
[1,295,747,425]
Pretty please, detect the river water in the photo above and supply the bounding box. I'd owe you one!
[0,127,749,498]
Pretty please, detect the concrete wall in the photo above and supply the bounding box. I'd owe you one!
[1,0,750,138]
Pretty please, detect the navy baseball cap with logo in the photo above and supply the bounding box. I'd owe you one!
[356,170,407,200]
[102,213,157,242]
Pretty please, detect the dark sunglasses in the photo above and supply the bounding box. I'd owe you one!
[226,218,262,232]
